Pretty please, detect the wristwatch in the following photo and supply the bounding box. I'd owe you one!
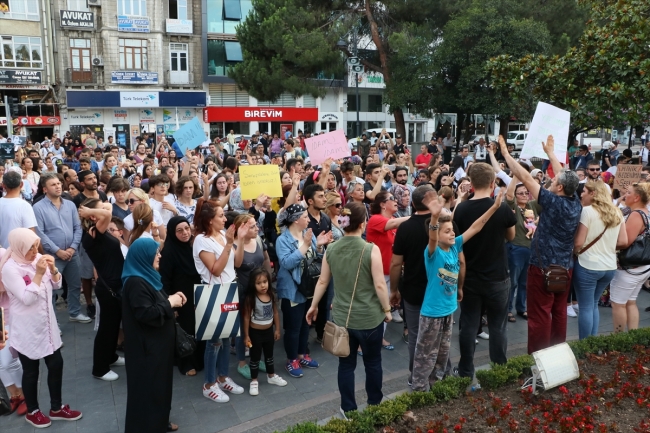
[51,268,59,276]
[429,223,439,231]
[383,308,391,313]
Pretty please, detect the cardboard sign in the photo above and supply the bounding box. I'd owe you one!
[519,102,570,161]
[613,164,642,191]
[173,117,205,154]
[239,164,282,200]
[304,129,350,165]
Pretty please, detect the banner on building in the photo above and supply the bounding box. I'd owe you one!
[0,70,42,85]
[117,16,150,33]
[111,72,159,85]
[60,10,94,28]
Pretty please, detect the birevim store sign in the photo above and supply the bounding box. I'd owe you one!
[203,107,318,122]
[60,10,94,29]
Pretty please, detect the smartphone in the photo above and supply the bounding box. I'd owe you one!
[111,166,117,176]
[385,164,395,171]
[0,307,5,342]
[119,155,126,163]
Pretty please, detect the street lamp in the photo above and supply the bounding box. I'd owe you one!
[337,30,361,139]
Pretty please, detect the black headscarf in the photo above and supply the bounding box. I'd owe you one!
[161,216,198,277]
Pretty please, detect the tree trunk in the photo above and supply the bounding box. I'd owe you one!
[499,116,509,139]
[393,107,406,141]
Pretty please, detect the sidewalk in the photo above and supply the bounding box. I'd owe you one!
[1,290,649,433]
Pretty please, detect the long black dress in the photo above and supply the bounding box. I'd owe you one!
[122,276,175,433]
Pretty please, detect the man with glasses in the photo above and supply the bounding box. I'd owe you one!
[584,160,611,194]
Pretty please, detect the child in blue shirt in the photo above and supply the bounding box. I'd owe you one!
[411,189,504,392]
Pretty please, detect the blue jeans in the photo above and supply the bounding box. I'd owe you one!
[55,253,82,318]
[204,338,230,384]
[573,261,615,340]
[339,321,383,412]
[507,244,530,314]
[281,299,309,360]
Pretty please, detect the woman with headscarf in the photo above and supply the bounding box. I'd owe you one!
[275,204,329,378]
[122,238,185,433]
[78,198,126,382]
[160,216,204,376]
[390,184,411,217]
[1,228,82,428]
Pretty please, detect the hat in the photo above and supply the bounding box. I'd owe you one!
[280,204,306,227]
[396,134,402,138]
[530,169,542,177]
[602,141,613,150]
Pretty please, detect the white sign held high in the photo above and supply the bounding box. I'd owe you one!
[519,102,570,161]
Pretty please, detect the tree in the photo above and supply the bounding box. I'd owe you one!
[487,0,650,144]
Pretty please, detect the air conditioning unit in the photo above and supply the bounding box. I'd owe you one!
[92,56,103,66]
[88,0,101,6]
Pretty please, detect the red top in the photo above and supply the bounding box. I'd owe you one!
[415,153,432,167]
[366,214,396,275]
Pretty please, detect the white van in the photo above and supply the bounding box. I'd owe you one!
[506,131,528,150]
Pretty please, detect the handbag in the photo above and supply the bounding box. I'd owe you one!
[174,322,196,359]
[297,255,322,299]
[322,243,369,357]
[619,210,650,269]
[535,238,570,293]
[194,281,241,341]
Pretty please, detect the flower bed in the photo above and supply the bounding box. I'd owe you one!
[279,328,650,433]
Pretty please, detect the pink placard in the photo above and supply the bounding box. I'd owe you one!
[304,129,351,165]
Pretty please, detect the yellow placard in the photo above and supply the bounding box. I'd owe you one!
[239,164,283,200]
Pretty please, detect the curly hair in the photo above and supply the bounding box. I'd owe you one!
[584,180,622,228]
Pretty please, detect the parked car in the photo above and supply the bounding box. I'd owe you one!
[506,131,528,151]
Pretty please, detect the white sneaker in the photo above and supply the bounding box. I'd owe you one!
[203,384,229,403]
[94,371,119,381]
[218,377,244,394]
[391,309,404,323]
[267,374,287,387]
[111,356,125,366]
[477,332,490,340]
[572,304,579,312]
[69,313,92,323]
[475,339,479,344]
[567,305,577,317]
[249,381,259,396]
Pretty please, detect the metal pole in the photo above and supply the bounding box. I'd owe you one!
[4,95,9,137]
[354,29,360,137]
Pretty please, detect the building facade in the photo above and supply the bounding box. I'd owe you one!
[53,0,205,147]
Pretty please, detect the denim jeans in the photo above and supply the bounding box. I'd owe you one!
[281,299,309,360]
[573,261,615,340]
[338,321,384,412]
[204,338,230,384]
[458,278,510,379]
[55,253,82,318]
[507,244,530,314]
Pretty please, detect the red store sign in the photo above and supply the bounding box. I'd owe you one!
[203,107,319,123]
[11,116,61,126]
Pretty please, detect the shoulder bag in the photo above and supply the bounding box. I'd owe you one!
[322,243,369,357]
[619,210,650,270]
[297,253,322,299]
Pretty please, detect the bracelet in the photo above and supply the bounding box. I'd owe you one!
[429,223,439,231]
[51,268,59,276]
[383,308,391,313]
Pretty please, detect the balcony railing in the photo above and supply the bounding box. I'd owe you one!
[64,67,104,86]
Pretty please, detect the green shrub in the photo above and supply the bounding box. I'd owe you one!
[430,376,471,401]
[363,399,408,426]
[282,422,326,433]
[568,328,650,359]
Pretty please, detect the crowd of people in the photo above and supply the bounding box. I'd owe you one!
[0,127,649,431]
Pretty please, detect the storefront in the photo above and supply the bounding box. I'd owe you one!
[65,90,206,148]
[202,107,319,138]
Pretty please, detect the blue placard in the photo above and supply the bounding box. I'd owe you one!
[111,71,158,84]
[118,16,150,33]
[173,117,205,153]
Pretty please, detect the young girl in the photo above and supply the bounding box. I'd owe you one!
[242,268,287,395]
[411,189,504,392]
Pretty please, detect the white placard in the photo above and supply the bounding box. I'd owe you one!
[103,127,116,140]
[519,102,570,161]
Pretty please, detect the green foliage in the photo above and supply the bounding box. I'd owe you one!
[281,422,326,433]
[487,0,650,135]
[569,327,650,359]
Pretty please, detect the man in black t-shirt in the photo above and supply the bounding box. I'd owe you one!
[453,163,516,381]
[391,184,437,384]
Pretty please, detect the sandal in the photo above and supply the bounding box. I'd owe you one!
[185,369,197,376]
[382,344,395,350]
[517,312,528,320]
[167,422,179,432]
[507,313,516,323]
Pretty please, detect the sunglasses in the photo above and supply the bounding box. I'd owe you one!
[128,198,142,204]
[332,203,342,208]
[588,168,601,172]
[384,196,396,202]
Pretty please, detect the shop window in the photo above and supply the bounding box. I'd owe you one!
[0,0,40,21]
[67,0,89,11]
[118,0,146,16]
[119,39,148,70]
[0,36,42,69]
[169,0,187,19]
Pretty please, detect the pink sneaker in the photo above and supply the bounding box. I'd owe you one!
[25,410,52,428]
[49,404,82,421]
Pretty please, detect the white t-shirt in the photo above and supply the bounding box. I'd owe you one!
[150,194,175,225]
[577,205,622,271]
[123,209,164,231]
[193,232,236,284]
[0,197,37,248]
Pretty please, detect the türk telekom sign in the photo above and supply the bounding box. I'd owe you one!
[203,107,318,122]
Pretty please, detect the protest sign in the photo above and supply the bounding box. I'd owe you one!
[103,127,116,141]
[0,141,14,161]
[519,102,570,161]
[173,117,205,154]
[304,129,350,165]
[613,164,642,191]
[239,164,282,200]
